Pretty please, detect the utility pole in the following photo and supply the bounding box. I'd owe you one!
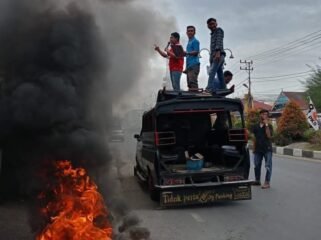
[240,60,254,109]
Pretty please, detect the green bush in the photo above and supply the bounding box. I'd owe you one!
[303,129,321,145]
[309,130,321,145]
[277,101,309,141]
[273,132,292,146]
[303,128,316,141]
[245,109,260,133]
[230,113,243,128]
[234,119,243,128]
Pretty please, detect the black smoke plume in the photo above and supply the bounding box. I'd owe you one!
[0,0,109,196]
[0,0,176,238]
[0,0,177,195]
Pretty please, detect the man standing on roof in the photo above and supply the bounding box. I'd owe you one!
[206,18,226,92]
[154,32,184,91]
[184,26,200,91]
[252,110,273,189]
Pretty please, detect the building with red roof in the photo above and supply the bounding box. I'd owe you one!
[252,100,272,111]
[242,99,272,112]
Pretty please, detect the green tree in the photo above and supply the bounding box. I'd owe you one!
[243,93,253,112]
[245,108,260,133]
[277,101,309,141]
[305,67,321,112]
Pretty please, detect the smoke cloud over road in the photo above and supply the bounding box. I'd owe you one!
[0,0,175,238]
[0,0,175,184]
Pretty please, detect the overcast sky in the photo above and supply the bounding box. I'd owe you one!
[148,0,321,101]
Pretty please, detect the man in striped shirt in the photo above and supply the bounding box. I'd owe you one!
[206,18,226,92]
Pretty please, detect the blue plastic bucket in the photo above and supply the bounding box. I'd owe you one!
[186,159,203,170]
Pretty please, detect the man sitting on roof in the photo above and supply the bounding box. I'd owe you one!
[212,70,235,93]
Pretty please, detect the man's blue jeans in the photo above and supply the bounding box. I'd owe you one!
[254,151,273,183]
[170,71,182,91]
[206,55,225,91]
[213,78,227,90]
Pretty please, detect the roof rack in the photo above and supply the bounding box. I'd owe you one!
[156,86,234,103]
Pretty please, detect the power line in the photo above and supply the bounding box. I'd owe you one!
[235,77,248,86]
[229,70,247,91]
[235,77,249,90]
[232,29,321,79]
[252,84,305,94]
[226,61,241,73]
[254,78,303,83]
[249,31,321,59]
[231,69,243,78]
[235,69,310,93]
[252,34,321,61]
[254,40,321,66]
[252,70,313,79]
[245,29,321,59]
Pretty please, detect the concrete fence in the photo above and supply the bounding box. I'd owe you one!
[249,144,321,161]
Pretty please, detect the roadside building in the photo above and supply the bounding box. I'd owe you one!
[242,99,272,112]
[252,100,272,111]
[270,91,309,118]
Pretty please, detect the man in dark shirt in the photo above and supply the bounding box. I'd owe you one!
[252,109,273,189]
[206,18,226,92]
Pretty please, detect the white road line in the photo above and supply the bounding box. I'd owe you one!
[190,213,205,223]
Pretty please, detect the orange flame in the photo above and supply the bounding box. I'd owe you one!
[37,160,112,240]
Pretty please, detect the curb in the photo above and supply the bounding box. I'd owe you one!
[248,144,321,161]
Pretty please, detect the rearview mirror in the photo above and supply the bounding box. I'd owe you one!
[134,134,140,139]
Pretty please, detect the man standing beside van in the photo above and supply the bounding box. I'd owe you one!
[252,110,273,189]
[184,26,200,91]
[155,32,184,91]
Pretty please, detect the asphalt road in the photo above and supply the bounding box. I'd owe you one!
[110,134,321,240]
[0,134,321,240]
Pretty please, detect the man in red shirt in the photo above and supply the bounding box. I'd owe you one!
[155,32,184,91]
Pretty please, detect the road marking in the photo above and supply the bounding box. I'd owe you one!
[274,153,321,164]
[251,152,321,164]
[190,213,205,223]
